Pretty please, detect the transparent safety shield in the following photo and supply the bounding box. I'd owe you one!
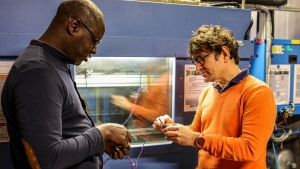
[75,57,174,145]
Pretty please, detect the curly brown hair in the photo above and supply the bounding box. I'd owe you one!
[187,25,239,65]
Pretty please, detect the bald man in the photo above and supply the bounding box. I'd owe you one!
[1,0,131,169]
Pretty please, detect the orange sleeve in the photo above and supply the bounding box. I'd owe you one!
[129,104,159,122]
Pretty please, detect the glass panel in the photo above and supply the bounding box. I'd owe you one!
[75,57,174,145]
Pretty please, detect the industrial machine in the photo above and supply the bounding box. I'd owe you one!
[2,0,298,169]
[250,38,300,169]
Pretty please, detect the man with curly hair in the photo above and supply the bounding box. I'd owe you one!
[153,25,276,169]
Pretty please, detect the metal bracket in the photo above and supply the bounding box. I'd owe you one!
[280,103,295,117]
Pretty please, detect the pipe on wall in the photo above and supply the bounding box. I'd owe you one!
[200,0,287,6]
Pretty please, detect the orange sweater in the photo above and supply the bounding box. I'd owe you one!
[189,75,276,169]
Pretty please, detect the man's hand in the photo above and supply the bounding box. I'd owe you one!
[97,123,132,159]
[163,125,199,147]
[152,115,175,131]
[104,140,130,159]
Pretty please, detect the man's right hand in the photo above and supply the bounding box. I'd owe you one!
[97,123,132,159]
[153,115,175,131]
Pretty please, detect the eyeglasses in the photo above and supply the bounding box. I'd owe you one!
[192,52,214,65]
[71,17,102,49]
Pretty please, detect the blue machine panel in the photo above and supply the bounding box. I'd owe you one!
[251,39,300,115]
[0,0,251,56]
[271,39,300,115]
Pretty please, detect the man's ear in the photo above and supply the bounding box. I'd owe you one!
[221,46,231,63]
[67,19,80,35]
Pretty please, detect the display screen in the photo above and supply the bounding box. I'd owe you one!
[75,57,174,145]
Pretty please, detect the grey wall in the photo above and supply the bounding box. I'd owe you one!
[274,0,300,39]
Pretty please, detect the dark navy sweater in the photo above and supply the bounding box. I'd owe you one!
[1,40,104,169]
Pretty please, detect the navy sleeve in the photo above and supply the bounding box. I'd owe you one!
[12,60,104,169]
